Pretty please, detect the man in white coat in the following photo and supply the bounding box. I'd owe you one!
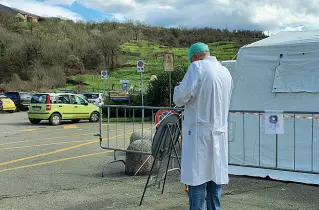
[173,42,233,210]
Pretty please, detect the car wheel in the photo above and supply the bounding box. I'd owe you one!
[50,113,62,125]
[89,111,100,122]
[71,119,80,123]
[8,111,14,113]
[29,119,41,124]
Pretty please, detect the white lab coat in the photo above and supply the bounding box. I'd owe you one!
[173,56,233,186]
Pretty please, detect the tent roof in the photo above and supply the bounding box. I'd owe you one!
[244,30,319,48]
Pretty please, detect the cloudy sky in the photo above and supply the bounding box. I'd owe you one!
[1,0,318,35]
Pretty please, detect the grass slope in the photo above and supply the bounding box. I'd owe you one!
[68,40,238,92]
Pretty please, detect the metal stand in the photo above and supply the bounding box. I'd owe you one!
[139,114,183,206]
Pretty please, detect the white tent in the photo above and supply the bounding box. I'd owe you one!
[224,31,319,185]
[220,60,236,76]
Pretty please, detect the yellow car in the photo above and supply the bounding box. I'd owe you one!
[28,93,101,125]
[0,94,16,113]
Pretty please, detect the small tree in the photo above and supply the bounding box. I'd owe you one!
[144,64,189,107]
[95,31,122,70]
[30,62,50,90]
[48,66,67,88]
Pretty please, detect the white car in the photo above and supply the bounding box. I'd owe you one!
[82,93,105,106]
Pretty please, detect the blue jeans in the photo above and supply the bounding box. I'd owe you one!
[188,181,222,210]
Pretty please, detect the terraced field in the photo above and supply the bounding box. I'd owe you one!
[66,40,239,92]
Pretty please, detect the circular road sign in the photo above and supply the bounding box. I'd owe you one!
[138,61,144,67]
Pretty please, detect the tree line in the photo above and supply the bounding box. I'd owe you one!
[0,11,267,92]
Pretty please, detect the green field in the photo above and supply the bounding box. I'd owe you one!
[67,40,239,92]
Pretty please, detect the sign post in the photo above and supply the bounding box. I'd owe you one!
[137,60,145,106]
[101,70,108,96]
[137,60,145,140]
[265,110,284,168]
[164,53,174,106]
[120,80,129,91]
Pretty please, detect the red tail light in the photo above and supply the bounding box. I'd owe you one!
[46,95,51,110]
[0,99,2,104]
[98,98,102,103]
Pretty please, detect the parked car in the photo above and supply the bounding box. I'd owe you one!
[4,92,32,111]
[59,89,73,93]
[28,93,100,125]
[0,94,16,113]
[77,94,88,101]
[82,92,105,105]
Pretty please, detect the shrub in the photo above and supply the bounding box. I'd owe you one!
[144,64,189,107]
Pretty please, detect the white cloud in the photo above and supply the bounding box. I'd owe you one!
[0,0,82,21]
[44,0,76,5]
[71,0,319,33]
[0,0,9,7]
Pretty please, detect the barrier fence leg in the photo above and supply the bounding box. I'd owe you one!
[101,150,126,177]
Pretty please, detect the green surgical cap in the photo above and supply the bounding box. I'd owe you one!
[187,42,210,61]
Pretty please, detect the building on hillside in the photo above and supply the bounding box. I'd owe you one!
[25,14,38,23]
[16,12,38,23]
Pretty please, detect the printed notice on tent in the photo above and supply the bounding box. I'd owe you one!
[264,111,284,134]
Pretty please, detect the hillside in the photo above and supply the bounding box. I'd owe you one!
[69,40,239,92]
[0,6,267,93]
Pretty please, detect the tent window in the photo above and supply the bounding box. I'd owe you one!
[272,57,319,93]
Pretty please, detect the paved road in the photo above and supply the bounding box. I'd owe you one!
[0,112,318,209]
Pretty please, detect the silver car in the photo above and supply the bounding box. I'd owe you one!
[82,93,105,105]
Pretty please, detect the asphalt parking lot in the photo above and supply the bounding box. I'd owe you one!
[0,112,319,210]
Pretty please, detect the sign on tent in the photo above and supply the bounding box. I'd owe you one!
[265,111,284,134]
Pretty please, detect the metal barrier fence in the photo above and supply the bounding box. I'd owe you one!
[228,110,319,175]
[97,106,319,176]
[97,105,184,176]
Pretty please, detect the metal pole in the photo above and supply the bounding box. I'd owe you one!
[140,71,144,152]
[169,71,172,107]
[103,78,107,96]
[275,134,278,168]
[311,114,314,172]
[243,112,245,165]
[140,72,144,106]
[99,106,102,140]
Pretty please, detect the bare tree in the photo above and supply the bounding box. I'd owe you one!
[95,31,122,70]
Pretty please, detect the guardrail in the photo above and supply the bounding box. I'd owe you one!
[96,106,319,177]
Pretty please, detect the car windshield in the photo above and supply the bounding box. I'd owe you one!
[5,92,18,99]
[83,94,99,99]
[0,94,8,98]
[20,92,32,100]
